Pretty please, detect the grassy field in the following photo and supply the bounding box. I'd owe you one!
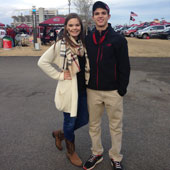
[0,37,170,57]
[127,37,170,57]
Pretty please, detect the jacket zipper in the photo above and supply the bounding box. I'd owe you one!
[96,46,104,89]
[96,46,101,89]
[93,31,108,89]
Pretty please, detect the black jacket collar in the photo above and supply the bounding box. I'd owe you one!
[94,23,112,37]
[93,23,113,45]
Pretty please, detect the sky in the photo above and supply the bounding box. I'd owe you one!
[0,0,170,26]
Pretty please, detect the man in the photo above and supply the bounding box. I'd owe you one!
[6,27,16,47]
[83,1,130,170]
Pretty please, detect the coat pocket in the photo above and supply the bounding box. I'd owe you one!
[54,80,72,111]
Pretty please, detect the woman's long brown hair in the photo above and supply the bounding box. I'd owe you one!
[54,13,85,49]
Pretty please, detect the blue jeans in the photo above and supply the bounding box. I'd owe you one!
[63,91,89,142]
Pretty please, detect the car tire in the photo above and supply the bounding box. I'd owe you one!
[130,33,134,37]
[142,34,148,39]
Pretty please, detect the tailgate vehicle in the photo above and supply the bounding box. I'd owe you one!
[136,25,170,39]
[124,26,146,37]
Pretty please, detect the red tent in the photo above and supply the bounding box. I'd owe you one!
[39,16,65,26]
[161,20,170,25]
[16,24,30,28]
[150,22,162,26]
[0,22,5,27]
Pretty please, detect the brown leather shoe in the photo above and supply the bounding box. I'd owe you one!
[52,130,64,150]
[65,139,82,167]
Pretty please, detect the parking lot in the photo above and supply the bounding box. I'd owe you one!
[0,56,170,170]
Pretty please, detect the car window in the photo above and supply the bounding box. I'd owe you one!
[156,26,164,29]
[143,27,150,30]
[127,27,132,30]
[138,27,145,30]
[128,27,135,30]
[151,26,157,30]
[165,27,170,31]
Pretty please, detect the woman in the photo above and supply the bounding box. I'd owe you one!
[38,13,90,167]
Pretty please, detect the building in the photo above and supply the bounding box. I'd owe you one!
[12,7,59,27]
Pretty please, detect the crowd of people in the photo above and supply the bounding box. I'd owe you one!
[0,27,31,47]
[38,1,130,170]
[0,24,66,48]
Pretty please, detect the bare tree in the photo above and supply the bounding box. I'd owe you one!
[73,0,94,34]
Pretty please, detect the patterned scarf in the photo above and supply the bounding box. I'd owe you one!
[59,36,90,83]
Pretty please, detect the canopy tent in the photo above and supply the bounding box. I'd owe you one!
[16,24,31,35]
[16,24,30,28]
[39,16,65,27]
[0,22,5,27]
[159,20,170,25]
[150,22,162,26]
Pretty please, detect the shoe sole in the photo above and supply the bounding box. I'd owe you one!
[66,153,83,167]
[83,157,103,170]
[111,161,122,170]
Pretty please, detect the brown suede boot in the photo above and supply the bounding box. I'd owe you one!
[52,130,65,150]
[65,139,82,167]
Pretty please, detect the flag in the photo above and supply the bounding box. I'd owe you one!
[130,16,135,21]
[130,11,138,17]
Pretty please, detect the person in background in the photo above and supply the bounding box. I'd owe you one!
[49,28,55,41]
[37,13,89,167]
[83,1,130,170]
[54,28,57,42]
[57,28,64,40]
[6,27,16,47]
[0,28,6,39]
[42,27,47,45]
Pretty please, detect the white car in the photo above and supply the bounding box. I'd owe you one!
[0,29,6,39]
[136,25,170,39]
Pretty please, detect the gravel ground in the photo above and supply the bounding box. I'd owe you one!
[0,37,170,57]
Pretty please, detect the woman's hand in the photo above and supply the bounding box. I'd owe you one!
[64,70,72,80]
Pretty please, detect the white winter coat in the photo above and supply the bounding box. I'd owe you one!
[37,41,78,117]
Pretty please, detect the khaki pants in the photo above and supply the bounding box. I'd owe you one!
[87,88,123,162]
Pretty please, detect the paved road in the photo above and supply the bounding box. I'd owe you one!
[0,56,170,170]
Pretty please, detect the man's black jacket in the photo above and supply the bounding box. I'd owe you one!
[85,24,130,96]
